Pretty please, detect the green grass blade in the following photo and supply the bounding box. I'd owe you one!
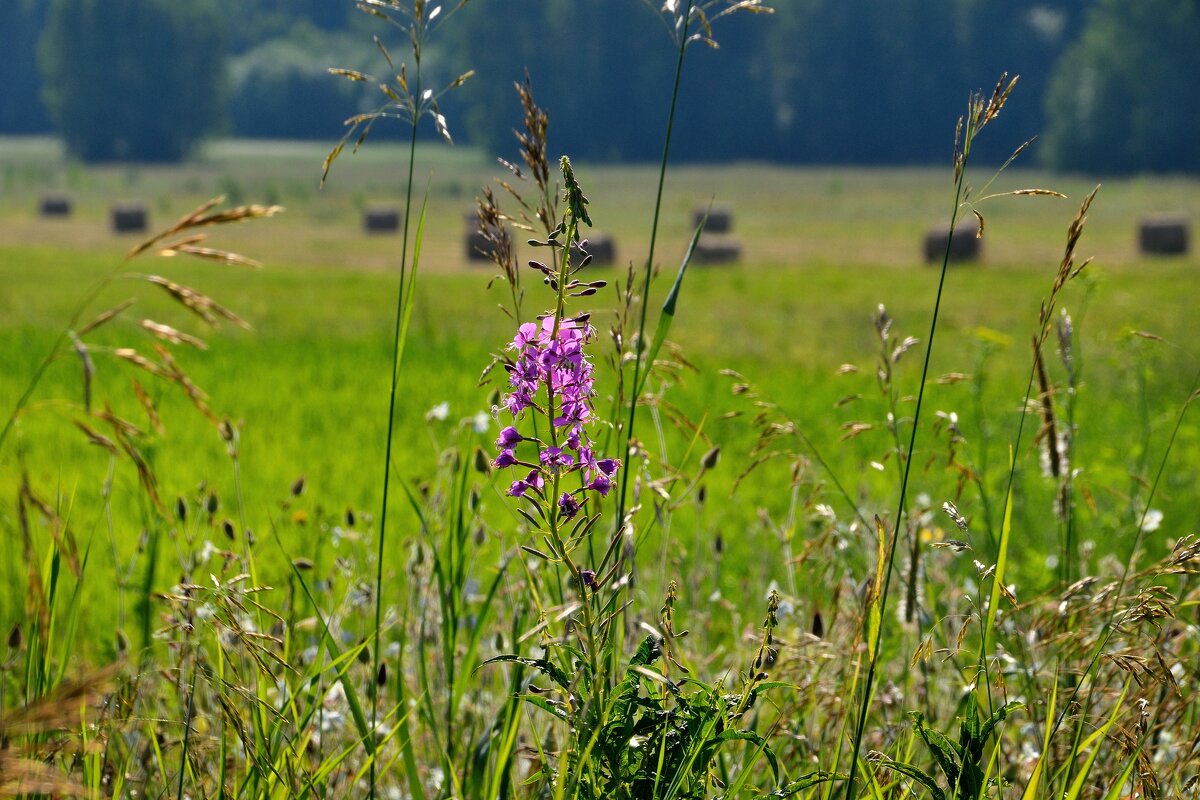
[393,193,428,377]
[634,213,705,399]
[983,447,1015,652]
[1099,751,1139,800]
[1064,681,1129,800]
[1019,668,1057,800]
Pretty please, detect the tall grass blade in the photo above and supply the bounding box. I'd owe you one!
[1064,681,1129,800]
[635,214,705,399]
[393,193,429,378]
[1019,667,1057,800]
[982,447,1014,652]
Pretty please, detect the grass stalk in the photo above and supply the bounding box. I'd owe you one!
[842,151,968,800]
[613,0,694,534]
[368,72,423,800]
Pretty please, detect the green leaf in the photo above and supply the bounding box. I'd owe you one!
[629,633,664,668]
[983,450,1014,652]
[868,755,946,800]
[978,701,1023,747]
[393,194,428,377]
[909,711,963,787]
[480,654,572,690]
[1065,681,1130,800]
[960,694,981,748]
[716,729,780,783]
[765,771,846,798]
[634,214,705,398]
[521,694,568,721]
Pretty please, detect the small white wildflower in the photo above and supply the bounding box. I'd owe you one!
[198,540,218,565]
[1140,509,1163,533]
[324,682,346,709]
[472,411,490,434]
[319,709,345,733]
[426,401,450,422]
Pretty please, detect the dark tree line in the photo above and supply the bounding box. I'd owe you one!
[440,0,1093,165]
[38,0,225,162]
[11,0,1200,172]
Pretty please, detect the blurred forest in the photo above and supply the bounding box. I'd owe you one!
[4,0,1198,171]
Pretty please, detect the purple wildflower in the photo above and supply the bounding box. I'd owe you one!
[507,469,545,498]
[512,322,539,350]
[580,449,621,482]
[496,426,523,449]
[539,447,574,468]
[558,491,581,521]
[495,311,621,508]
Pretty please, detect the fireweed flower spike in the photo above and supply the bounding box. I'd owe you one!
[492,157,619,525]
[495,314,619,504]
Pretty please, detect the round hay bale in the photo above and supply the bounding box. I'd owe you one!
[39,194,72,218]
[111,202,148,234]
[579,233,616,266]
[1139,215,1189,255]
[923,221,980,264]
[693,204,733,234]
[363,206,401,234]
[464,211,491,262]
[692,234,742,265]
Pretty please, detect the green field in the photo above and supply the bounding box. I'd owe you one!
[2,138,1199,797]
[3,138,1198,626]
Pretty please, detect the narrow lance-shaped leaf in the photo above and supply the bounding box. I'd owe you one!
[635,211,705,398]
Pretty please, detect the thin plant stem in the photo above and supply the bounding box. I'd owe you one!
[370,85,421,800]
[843,158,968,800]
[614,0,693,534]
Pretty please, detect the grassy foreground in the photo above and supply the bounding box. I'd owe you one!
[2,138,1200,797]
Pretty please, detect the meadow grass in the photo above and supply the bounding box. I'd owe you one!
[2,228,1196,639]
[3,22,1200,794]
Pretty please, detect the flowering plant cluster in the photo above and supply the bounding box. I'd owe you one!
[494,313,619,522]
